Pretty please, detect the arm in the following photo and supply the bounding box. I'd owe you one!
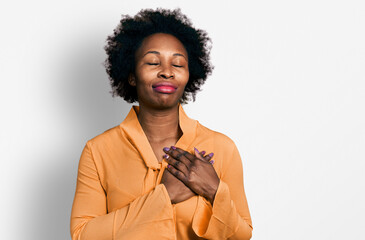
[70,143,175,240]
[191,143,253,240]
[163,143,252,239]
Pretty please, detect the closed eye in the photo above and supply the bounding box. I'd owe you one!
[147,63,159,65]
[173,65,183,68]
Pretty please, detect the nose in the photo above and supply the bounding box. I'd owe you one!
[158,65,174,79]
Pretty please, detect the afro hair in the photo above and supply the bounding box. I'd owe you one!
[104,8,213,103]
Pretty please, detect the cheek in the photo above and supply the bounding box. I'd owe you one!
[183,74,190,87]
[178,69,190,85]
[135,70,154,86]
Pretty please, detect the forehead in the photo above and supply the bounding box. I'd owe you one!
[135,33,188,57]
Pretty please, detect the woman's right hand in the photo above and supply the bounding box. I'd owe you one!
[161,169,195,204]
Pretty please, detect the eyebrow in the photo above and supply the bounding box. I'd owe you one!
[143,51,187,60]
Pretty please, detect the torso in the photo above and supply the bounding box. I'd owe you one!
[149,136,181,163]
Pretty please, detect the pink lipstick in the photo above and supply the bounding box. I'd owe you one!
[152,83,177,94]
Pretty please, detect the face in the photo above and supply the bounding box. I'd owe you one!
[130,33,189,109]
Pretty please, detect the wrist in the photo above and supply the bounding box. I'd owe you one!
[207,192,216,205]
[206,180,220,205]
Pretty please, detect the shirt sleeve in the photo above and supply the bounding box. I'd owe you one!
[192,141,253,240]
[70,143,176,240]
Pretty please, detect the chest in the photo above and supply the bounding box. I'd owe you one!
[149,139,178,163]
[105,154,198,225]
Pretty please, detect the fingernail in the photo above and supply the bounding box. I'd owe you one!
[201,151,206,155]
[171,146,176,150]
[210,160,214,164]
[163,154,169,159]
[208,153,214,157]
[163,147,170,151]
[194,147,199,153]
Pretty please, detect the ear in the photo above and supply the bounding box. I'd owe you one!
[128,73,136,86]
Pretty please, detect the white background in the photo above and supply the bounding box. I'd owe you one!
[1,0,364,239]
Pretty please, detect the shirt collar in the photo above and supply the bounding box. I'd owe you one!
[119,104,197,170]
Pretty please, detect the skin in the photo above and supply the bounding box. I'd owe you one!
[130,33,219,205]
[161,150,214,204]
[164,148,219,205]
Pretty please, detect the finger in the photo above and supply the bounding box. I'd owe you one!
[163,147,191,169]
[194,147,214,164]
[164,154,189,173]
[167,164,187,184]
[164,146,194,164]
[174,147,196,162]
[194,147,205,161]
[204,152,214,164]
[205,152,214,160]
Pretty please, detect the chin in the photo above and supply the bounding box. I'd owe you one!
[149,95,181,109]
[139,91,184,109]
[155,100,179,109]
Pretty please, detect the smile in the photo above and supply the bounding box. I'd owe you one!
[152,83,177,94]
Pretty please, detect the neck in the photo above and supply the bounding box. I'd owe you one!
[137,104,182,143]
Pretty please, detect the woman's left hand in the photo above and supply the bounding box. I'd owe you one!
[163,146,220,205]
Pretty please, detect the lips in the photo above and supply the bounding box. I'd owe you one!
[152,82,177,94]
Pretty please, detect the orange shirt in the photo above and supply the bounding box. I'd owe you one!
[70,105,253,239]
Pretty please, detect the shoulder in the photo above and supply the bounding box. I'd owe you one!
[85,125,122,148]
[196,121,237,152]
[196,122,242,176]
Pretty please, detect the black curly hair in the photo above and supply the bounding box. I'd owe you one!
[104,8,213,103]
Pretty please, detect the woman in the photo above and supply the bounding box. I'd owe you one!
[70,8,252,240]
